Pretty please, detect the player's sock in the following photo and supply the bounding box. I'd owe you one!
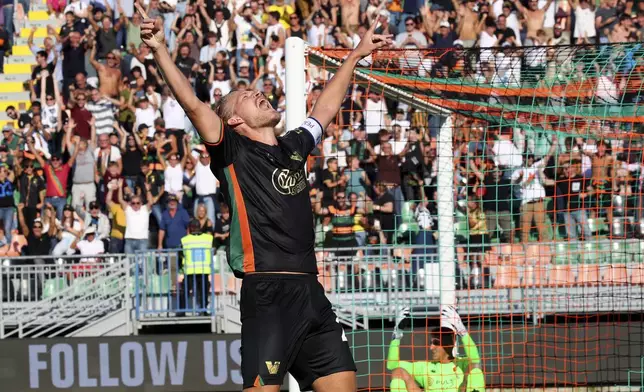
[390,378,408,392]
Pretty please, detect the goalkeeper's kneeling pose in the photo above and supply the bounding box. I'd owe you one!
[386,306,485,392]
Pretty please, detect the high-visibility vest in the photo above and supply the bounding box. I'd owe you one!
[181,233,214,275]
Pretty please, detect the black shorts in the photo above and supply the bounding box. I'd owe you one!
[241,273,356,390]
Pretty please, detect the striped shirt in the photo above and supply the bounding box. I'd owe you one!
[86,98,115,135]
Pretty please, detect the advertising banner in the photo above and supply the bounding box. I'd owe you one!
[0,322,641,391]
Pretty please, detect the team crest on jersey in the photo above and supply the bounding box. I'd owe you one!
[272,168,307,196]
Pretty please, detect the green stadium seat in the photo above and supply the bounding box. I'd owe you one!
[147,274,171,295]
[588,218,607,235]
[553,242,580,265]
[627,240,644,263]
[129,276,145,294]
[103,278,121,297]
[42,278,67,299]
[71,278,93,298]
[454,219,469,242]
[608,241,630,264]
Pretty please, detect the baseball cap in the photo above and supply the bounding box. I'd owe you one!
[167,194,178,203]
[453,39,464,47]
[239,59,251,68]
[2,124,13,132]
[89,201,100,209]
[439,20,450,28]
[378,9,390,19]
[85,226,96,236]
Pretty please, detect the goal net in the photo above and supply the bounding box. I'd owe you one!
[302,43,644,391]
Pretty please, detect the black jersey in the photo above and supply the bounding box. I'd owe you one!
[205,117,323,277]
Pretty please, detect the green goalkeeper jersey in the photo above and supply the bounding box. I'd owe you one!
[387,334,486,392]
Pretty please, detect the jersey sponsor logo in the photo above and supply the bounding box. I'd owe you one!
[265,361,280,375]
[271,168,307,196]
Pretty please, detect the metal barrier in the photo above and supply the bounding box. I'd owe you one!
[134,249,238,328]
[2,240,643,335]
[0,254,132,338]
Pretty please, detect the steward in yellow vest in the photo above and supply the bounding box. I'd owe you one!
[179,219,214,316]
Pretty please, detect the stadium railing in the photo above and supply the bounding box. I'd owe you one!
[2,241,643,334]
[0,254,132,338]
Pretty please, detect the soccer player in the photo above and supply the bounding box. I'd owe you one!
[136,4,392,392]
[387,306,486,392]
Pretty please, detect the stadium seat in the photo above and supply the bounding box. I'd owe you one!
[499,244,526,265]
[600,264,628,285]
[147,274,171,295]
[522,265,547,287]
[553,242,579,265]
[226,276,238,294]
[548,265,574,287]
[579,242,604,264]
[607,241,629,264]
[70,277,94,297]
[42,278,67,299]
[630,264,644,285]
[576,265,600,286]
[626,240,644,263]
[484,247,500,266]
[494,266,520,288]
[588,217,607,235]
[525,244,552,265]
[212,275,223,295]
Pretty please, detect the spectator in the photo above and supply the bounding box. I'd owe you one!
[511,139,557,243]
[556,162,593,241]
[213,203,230,249]
[72,227,105,262]
[76,200,111,242]
[52,204,84,256]
[114,179,152,254]
[192,150,219,224]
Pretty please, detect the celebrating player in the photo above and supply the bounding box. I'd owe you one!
[387,306,486,392]
[136,3,391,392]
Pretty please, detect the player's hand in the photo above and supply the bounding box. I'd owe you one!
[440,305,467,336]
[392,306,410,340]
[352,18,392,59]
[136,3,165,52]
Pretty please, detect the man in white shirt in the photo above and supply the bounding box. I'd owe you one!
[162,91,186,132]
[363,91,389,145]
[492,127,523,177]
[231,5,259,70]
[191,151,219,224]
[117,182,152,254]
[74,227,105,263]
[511,139,557,243]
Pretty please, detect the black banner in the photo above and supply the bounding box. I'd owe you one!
[0,322,641,391]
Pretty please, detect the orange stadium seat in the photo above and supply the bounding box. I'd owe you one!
[494,266,520,288]
[630,264,644,285]
[484,247,500,266]
[577,264,600,286]
[499,244,526,265]
[525,244,552,265]
[548,265,574,287]
[600,264,628,285]
[523,265,547,287]
[213,275,223,295]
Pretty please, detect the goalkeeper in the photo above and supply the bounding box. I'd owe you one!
[386,306,485,392]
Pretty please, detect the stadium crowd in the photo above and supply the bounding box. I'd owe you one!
[0,0,641,274]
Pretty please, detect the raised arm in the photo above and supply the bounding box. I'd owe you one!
[137,3,223,144]
[310,21,391,130]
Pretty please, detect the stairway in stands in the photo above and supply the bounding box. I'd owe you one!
[0,1,59,126]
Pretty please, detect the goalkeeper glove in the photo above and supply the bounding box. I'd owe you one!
[440,304,467,337]
[392,307,410,340]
